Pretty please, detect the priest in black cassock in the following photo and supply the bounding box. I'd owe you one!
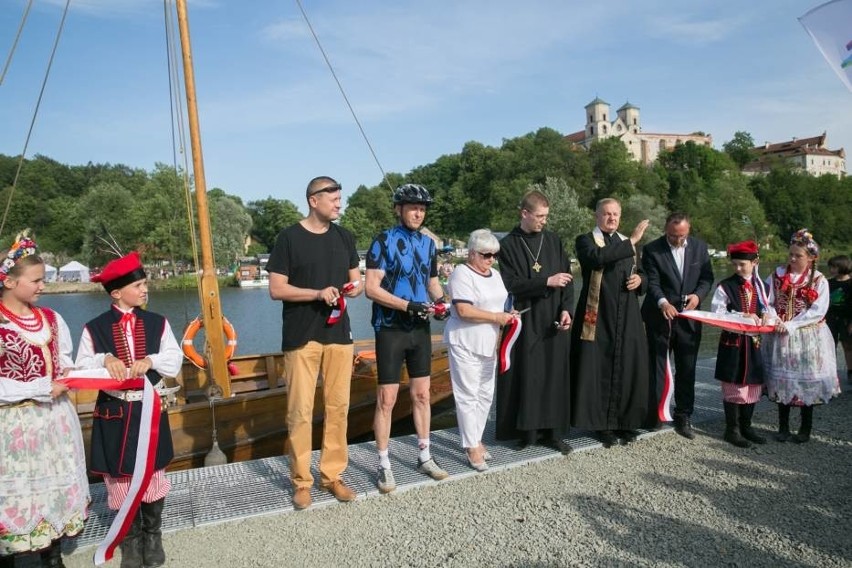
[496,190,573,454]
[570,198,651,448]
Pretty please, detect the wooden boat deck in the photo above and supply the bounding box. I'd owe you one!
[62,358,736,554]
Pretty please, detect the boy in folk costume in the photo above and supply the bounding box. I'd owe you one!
[75,252,182,568]
[710,240,768,448]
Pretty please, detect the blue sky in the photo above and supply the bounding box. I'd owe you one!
[1,0,850,213]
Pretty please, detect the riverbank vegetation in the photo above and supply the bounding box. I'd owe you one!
[2,128,850,269]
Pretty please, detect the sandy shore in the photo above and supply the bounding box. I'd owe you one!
[50,392,851,568]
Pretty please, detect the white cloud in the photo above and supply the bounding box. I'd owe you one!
[646,14,747,45]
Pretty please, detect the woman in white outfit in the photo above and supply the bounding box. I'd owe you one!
[444,230,517,471]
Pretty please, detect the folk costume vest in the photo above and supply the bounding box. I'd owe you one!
[0,306,61,382]
[88,307,174,477]
[715,275,765,385]
[772,269,822,322]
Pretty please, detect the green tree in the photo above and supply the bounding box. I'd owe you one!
[529,176,594,248]
[587,138,638,204]
[79,182,141,266]
[247,197,304,251]
[690,176,770,249]
[722,131,757,168]
[620,194,668,247]
[208,193,252,268]
[135,164,193,270]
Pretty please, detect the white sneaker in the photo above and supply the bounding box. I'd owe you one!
[417,457,449,480]
[377,467,396,493]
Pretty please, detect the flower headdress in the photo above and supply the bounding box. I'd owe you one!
[0,230,38,289]
[790,228,819,258]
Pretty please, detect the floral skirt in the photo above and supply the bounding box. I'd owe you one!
[0,396,90,556]
[763,322,842,406]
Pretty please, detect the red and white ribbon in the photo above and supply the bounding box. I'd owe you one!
[678,310,774,335]
[327,280,360,325]
[498,316,522,374]
[658,350,674,422]
[59,370,160,566]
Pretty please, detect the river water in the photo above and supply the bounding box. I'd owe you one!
[39,280,723,359]
[39,288,447,357]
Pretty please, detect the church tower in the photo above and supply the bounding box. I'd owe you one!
[617,102,640,134]
[584,97,611,143]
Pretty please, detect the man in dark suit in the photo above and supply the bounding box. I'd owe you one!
[641,212,714,439]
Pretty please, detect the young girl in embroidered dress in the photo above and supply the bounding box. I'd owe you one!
[0,233,89,568]
[764,229,841,443]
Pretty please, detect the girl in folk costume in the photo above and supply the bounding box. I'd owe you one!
[710,240,768,448]
[75,252,182,568]
[764,229,840,443]
[0,233,89,568]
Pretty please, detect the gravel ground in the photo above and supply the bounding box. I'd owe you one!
[50,393,850,568]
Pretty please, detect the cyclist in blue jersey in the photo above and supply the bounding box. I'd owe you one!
[365,184,450,492]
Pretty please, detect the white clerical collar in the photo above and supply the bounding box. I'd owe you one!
[592,226,626,241]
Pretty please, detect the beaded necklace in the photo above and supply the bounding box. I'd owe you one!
[0,301,44,333]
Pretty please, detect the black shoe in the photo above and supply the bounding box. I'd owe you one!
[741,428,766,444]
[543,438,572,455]
[776,430,792,443]
[615,430,638,445]
[793,406,813,444]
[120,515,144,568]
[723,427,751,448]
[140,499,166,568]
[515,430,537,451]
[597,430,618,448]
[674,418,695,440]
[40,542,66,568]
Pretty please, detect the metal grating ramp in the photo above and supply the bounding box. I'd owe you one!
[64,357,737,554]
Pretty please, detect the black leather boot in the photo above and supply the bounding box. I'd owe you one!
[40,541,66,568]
[723,402,750,448]
[739,403,766,444]
[140,499,166,568]
[793,405,813,443]
[120,511,144,568]
[776,403,791,442]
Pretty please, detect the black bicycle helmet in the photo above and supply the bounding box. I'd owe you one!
[392,183,433,207]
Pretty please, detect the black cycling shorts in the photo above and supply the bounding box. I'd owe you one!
[375,326,432,385]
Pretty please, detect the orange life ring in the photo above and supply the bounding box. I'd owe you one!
[181,316,237,369]
[354,350,376,365]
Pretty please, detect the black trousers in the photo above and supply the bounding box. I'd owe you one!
[647,319,701,419]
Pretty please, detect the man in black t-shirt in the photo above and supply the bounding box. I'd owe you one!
[267,176,362,511]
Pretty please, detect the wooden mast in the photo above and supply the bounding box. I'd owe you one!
[174,0,232,397]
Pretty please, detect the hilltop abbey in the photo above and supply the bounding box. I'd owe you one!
[564,97,712,165]
[564,96,846,178]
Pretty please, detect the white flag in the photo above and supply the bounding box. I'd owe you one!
[799,0,852,92]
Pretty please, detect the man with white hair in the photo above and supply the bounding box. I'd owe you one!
[571,198,651,448]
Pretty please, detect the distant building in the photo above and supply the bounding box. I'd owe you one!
[742,133,846,178]
[565,97,712,165]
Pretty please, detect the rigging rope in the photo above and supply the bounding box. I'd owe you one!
[0,0,71,240]
[164,0,204,324]
[294,0,395,194]
[0,0,34,86]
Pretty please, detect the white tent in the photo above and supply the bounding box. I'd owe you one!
[44,263,57,283]
[58,260,90,283]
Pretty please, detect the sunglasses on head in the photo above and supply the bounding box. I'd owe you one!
[309,183,342,196]
[477,251,497,259]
